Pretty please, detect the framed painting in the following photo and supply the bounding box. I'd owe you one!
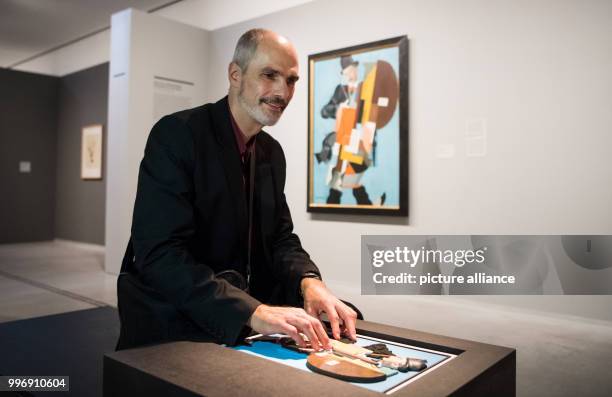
[81,124,104,180]
[307,36,408,216]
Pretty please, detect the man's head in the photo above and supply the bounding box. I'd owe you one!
[228,29,299,127]
[340,55,358,87]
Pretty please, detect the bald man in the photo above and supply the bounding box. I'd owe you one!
[116,29,357,351]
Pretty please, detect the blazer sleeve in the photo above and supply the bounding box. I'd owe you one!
[131,115,261,345]
[269,141,322,305]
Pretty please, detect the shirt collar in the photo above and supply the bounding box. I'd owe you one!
[229,106,256,158]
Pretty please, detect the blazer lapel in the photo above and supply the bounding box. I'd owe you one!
[209,96,248,253]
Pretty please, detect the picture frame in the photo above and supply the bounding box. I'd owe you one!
[307,36,408,216]
[81,124,104,180]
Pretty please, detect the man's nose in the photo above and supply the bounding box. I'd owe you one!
[273,79,291,101]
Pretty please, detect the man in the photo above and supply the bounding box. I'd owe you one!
[116,29,357,351]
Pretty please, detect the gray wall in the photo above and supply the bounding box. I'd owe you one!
[55,63,108,245]
[0,68,58,243]
[0,64,108,245]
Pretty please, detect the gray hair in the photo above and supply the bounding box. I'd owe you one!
[231,28,268,73]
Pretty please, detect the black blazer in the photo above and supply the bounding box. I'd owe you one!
[116,96,320,350]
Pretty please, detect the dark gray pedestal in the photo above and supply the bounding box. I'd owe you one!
[104,320,515,397]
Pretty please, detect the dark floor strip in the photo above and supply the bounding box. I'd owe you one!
[0,270,108,308]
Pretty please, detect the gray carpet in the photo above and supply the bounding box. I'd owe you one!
[0,307,120,397]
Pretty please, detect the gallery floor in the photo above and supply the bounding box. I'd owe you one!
[0,241,115,323]
[0,241,611,396]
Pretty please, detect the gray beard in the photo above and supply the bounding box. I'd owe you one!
[238,86,281,126]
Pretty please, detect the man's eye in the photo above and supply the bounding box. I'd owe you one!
[264,73,276,79]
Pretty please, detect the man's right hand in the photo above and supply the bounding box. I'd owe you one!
[248,304,331,350]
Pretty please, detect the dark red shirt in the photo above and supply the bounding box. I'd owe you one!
[229,110,256,166]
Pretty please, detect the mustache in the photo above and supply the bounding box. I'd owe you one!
[260,96,287,109]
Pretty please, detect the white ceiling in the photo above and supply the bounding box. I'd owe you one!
[0,0,181,68]
[0,0,314,69]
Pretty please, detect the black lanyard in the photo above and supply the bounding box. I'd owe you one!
[246,138,256,286]
[216,138,256,293]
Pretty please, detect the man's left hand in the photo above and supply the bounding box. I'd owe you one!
[301,278,358,341]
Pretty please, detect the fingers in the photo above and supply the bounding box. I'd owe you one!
[303,305,330,349]
[337,306,357,341]
[304,302,317,318]
[326,305,342,340]
[280,323,306,347]
[305,305,325,333]
[287,310,331,350]
[298,316,320,349]
[311,315,331,349]
[253,305,339,350]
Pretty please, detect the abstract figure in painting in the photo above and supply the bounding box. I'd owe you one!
[316,55,398,206]
[308,37,406,215]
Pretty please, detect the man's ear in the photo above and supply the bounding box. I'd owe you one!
[228,62,242,89]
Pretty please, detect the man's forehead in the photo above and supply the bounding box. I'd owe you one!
[252,38,298,69]
[252,48,299,75]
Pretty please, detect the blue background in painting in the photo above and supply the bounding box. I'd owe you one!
[312,46,400,206]
[233,334,451,393]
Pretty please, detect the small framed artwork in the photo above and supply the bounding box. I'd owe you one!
[81,124,104,180]
[307,36,408,216]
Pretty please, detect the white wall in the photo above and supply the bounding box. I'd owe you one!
[105,9,209,274]
[203,0,612,321]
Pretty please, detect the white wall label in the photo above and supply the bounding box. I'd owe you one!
[436,144,456,159]
[19,161,31,173]
[465,117,487,157]
[153,76,195,122]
